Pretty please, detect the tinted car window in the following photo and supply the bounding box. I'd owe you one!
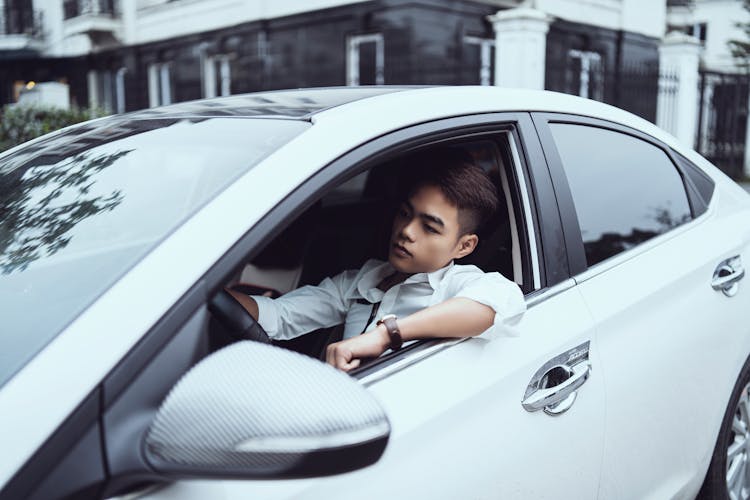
[0,117,307,388]
[549,123,692,267]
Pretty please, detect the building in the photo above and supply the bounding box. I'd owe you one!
[4,0,750,176]
[0,0,663,113]
[666,0,750,178]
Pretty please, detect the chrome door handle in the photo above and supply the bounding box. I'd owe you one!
[522,362,591,414]
[712,256,745,297]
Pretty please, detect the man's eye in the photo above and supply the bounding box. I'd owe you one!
[424,224,439,234]
[398,208,409,217]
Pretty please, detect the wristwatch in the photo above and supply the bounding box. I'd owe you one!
[377,313,403,351]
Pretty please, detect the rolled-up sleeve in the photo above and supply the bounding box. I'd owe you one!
[251,269,357,340]
[448,269,526,331]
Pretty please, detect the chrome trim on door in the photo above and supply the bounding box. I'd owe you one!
[712,256,745,297]
[522,341,591,416]
[525,279,575,308]
[508,134,541,290]
[355,337,469,386]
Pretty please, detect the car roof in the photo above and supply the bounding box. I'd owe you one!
[311,86,680,149]
[121,87,415,120]
[12,86,698,175]
[121,85,679,151]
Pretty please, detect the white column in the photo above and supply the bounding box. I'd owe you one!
[120,0,137,44]
[657,31,702,149]
[488,7,551,90]
[0,0,6,36]
[87,70,99,109]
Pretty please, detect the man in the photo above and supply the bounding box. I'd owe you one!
[229,148,526,371]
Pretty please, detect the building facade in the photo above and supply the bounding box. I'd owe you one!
[666,0,750,178]
[0,0,666,117]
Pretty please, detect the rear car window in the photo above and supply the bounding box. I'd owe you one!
[0,116,308,388]
[549,123,692,268]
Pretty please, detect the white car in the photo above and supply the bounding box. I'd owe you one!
[1,87,749,500]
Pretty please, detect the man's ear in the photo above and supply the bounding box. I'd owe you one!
[455,233,479,259]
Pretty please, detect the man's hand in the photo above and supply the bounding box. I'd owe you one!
[326,324,391,372]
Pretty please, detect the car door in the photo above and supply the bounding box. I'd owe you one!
[533,113,750,499]
[154,112,606,500]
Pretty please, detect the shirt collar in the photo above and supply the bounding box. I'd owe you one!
[404,260,454,290]
[355,260,455,302]
[356,261,394,302]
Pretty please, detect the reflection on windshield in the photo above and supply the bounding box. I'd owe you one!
[0,116,308,389]
[1,149,130,274]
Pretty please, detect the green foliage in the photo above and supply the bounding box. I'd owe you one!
[728,0,750,69]
[0,105,107,152]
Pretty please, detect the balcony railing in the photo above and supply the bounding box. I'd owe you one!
[63,0,118,20]
[0,7,43,37]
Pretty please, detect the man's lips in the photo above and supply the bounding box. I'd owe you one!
[392,243,412,257]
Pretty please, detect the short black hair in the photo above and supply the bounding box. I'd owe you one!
[402,147,499,235]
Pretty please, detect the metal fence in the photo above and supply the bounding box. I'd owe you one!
[545,58,678,124]
[696,70,750,179]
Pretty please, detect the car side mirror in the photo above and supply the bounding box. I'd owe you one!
[143,341,390,479]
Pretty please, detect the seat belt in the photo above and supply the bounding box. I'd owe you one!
[358,299,381,334]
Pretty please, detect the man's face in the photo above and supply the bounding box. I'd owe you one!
[388,184,478,274]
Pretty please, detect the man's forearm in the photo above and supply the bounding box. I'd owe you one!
[226,289,260,320]
[326,297,496,371]
[396,297,495,341]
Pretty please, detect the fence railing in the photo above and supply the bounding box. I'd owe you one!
[696,70,750,179]
[63,0,118,20]
[546,59,677,124]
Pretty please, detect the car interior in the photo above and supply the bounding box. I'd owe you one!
[210,132,532,366]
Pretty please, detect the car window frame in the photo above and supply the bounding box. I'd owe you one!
[204,112,564,381]
[531,112,709,278]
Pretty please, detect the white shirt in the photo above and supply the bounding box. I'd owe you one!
[252,259,526,341]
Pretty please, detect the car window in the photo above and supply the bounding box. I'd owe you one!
[232,134,534,367]
[0,117,308,389]
[549,123,692,268]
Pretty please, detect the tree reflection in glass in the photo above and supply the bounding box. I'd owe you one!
[0,150,131,274]
[584,204,692,266]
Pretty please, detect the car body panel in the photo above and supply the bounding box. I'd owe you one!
[143,284,604,500]
[583,185,750,499]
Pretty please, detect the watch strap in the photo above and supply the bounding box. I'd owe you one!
[377,314,403,351]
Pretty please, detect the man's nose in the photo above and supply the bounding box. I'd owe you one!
[400,218,417,241]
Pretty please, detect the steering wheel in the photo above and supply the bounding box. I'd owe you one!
[208,289,272,344]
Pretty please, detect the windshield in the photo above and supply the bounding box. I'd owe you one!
[0,116,308,387]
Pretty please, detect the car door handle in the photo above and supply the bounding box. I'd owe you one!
[522,361,591,414]
[712,256,745,297]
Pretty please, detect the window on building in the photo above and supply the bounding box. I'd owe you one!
[691,22,707,43]
[566,49,604,101]
[88,68,126,114]
[148,63,172,108]
[203,55,232,98]
[549,123,692,267]
[463,36,495,86]
[346,33,384,86]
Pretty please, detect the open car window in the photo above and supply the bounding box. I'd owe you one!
[220,129,538,374]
